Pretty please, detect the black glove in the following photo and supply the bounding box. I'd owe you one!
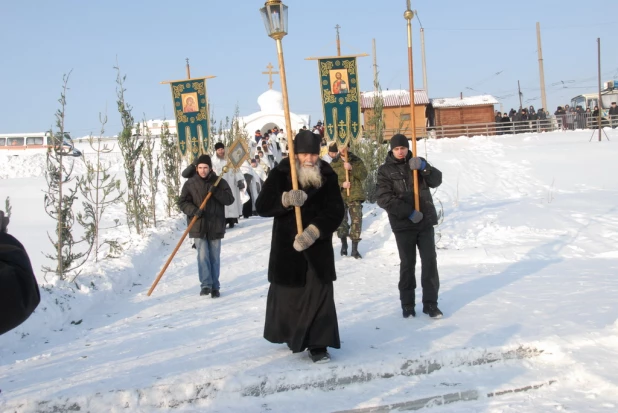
[181,164,196,179]
[208,185,218,194]
[0,211,9,233]
[193,208,204,218]
[237,180,245,190]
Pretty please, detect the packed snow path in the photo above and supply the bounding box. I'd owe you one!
[1,130,618,412]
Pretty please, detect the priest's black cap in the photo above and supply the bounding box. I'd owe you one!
[294,130,321,155]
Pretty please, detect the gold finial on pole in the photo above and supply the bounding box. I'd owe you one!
[262,62,280,90]
[404,0,420,212]
[186,58,191,79]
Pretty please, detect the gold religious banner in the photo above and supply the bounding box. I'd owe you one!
[161,63,215,160]
[306,54,368,147]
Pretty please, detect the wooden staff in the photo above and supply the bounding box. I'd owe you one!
[343,150,351,197]
[147,166,228,296]
[405,1,420,211]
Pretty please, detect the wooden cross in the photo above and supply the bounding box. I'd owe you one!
[262,63,279,90]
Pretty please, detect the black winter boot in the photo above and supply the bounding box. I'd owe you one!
[402,304,416,318]
[351,241,362,259]
[340,237,348,256]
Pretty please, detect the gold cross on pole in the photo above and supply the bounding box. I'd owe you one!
[262,62,279,90]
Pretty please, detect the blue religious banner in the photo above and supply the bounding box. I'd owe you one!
[317,57,362,146]
[169,78,210,158]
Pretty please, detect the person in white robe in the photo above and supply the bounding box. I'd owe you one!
[211,142,248,228]
[251,158,268,185]
[321,142,339,164]
[239,160,261,216]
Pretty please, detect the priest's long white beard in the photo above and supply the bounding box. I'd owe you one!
[296,159,323,189]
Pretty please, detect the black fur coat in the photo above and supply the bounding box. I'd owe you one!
[256,157,345,287]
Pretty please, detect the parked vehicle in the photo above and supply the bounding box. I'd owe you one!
[0,132,82,157]
[570,81,618,117]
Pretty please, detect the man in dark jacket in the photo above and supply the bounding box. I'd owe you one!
[609,102,618,128]
[256,130,345,363]
[177,154,234,298]
[0,211,41,335]
[377,134,443,319]
[330,143,368,258]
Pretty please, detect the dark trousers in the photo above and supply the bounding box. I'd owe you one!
[394,227,440,306]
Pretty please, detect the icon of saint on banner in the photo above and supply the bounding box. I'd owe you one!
[182,92,199,113]
[330,69,349,95]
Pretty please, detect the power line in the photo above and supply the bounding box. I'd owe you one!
[424,21,617,32]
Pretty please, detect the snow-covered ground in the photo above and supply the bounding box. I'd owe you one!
[1,129,618,412]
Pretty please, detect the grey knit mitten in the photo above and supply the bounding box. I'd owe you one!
[293,224,320,252]
[408,157,425,170]
[409,210,423,224]
[282,190,307,208]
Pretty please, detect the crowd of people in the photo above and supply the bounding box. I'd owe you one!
[493,106,550,134]
[495,101,618,134]
[174,128,444,363]
[2,125,444,366]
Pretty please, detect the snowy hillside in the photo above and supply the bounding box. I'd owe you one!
[1,129,618,412]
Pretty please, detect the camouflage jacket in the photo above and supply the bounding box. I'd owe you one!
[330,151,368,202]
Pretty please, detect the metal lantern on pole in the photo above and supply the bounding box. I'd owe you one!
[260,1,288,38]
[260,0,303,235]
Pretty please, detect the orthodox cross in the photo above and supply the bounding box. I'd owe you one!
[335,24,341,56]
[262,63,279,90]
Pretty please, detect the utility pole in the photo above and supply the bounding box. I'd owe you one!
[372,38,378,92]
[420,27,428,95]
[597,37,602,142]
[518,80,523,110]
[335,24,341,57]
[536,22,548,112]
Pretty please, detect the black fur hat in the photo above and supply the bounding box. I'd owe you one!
[294,130,321,155]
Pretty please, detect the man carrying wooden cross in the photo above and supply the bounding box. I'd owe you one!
[376,134,443,319]
[177,154,234,298]
[330,142,367,259]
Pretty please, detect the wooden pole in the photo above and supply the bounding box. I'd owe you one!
[185,58,191,79]
[336,24,351,197]
[147,168,227,296]
[536,23,547,113]
[597,37,602,142]
[275,37,303,235]
[405,1,420,211]
[518,80,523,110]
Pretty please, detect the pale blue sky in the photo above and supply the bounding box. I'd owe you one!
[1,0,616,135]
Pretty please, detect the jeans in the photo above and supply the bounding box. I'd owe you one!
[194,238,221,290]
[393,227,440,306]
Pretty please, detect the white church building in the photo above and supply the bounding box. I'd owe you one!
[239,89,310,137]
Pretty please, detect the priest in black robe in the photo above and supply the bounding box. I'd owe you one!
[256,130,345,363]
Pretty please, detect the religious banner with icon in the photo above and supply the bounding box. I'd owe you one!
[317,57,361,146]
[169,78,210,158]
[227,137,250,170]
